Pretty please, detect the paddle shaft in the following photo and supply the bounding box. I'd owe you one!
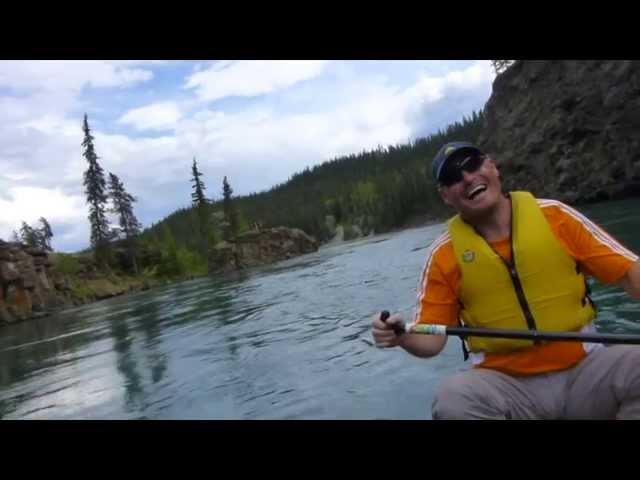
[378,311,640,345]
[413,324,640,344]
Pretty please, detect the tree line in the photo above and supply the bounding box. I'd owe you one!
[12,217,53,251]
[136,158,244,277]
[4,109,485,280]
[80,115,243,278]
[81,114,142,272]
[140,110,485,253]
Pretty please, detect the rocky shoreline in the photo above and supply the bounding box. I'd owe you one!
[7,60,640,326]
[1,240,65,324]
[1,226,321,326]
[0,240,160,326]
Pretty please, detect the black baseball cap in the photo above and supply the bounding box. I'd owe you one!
[431,141,485,182]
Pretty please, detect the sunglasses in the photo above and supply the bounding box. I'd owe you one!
[438,154,486,187]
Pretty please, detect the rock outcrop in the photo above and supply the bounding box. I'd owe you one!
[324,214,376,244]
[0,241,152,325]
[0,240,70,324]
[477,60,640,204]
[209,227,319,273]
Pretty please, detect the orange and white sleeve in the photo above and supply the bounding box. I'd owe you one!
[413,232,460,327]
[540,199,639,284]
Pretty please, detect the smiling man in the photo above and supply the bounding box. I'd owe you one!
[372,141,640,420]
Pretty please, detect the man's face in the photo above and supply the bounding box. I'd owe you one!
[438,155,503,219]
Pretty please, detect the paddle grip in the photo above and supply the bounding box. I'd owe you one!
[379,310,405,335]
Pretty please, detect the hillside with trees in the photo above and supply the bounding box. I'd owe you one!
[139,110,485,258]
[2,109,485,324]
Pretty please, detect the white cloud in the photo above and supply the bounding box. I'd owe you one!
[21,114,76,135]
[90,132,182,190]
[51,221,91,253]
[136,61,494,199]
[3,172,32,181]
[184,60,330,102]
[108,60,172,67]
[0,116,88,193]
[118,102,182,131]
[0,61,153,93]
[174,62,494,180]
[0,186,86,242]
[401,61,494,136]
[0,60,496,252]
[404,60,494,104]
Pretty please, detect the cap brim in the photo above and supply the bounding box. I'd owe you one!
[436,147,484,181]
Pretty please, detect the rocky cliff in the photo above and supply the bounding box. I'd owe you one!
[477,60,640,203]
[315,62,640,238]
[0,241,152,325]
[0,241,67,324]
[2,227,319,323]
[209,227,319,273]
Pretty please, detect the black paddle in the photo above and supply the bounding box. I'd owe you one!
[379,309,640,345]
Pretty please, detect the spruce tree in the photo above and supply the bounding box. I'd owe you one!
[158,223,182,277]
[191,157,207,206]
[82,114,111,267]
[38,217,54,251]
[190,157,210,255]
[222,176,239,241]
[108,172,142,274]
[20,221,39,248]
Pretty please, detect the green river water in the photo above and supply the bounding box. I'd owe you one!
[1,198,638,419]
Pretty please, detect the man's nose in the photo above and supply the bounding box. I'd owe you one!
[461,169,475,183]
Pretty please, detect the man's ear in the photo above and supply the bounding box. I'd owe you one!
[439,186,453,207]
[485,157,503,182]
[486,156,501,173]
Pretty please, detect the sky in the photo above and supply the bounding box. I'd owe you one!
[0,60,496,252]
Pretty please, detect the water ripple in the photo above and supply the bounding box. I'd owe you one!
[1,199,638,419]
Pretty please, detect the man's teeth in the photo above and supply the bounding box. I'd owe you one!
[467,185,487,199]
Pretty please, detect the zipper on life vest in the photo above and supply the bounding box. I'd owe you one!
[499,256,539,336]
[503,199,539,342]
[483,194,539,342]
[480,239,540,342]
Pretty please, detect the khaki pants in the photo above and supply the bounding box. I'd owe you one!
[431,345,640,419]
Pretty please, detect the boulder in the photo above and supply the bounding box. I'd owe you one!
[20,266,38,290]
[36,269,51,291]
[209,241,238,273]
[0,297,13,324]
[0,261,20,283]
[26,247,47,257]
[0,246,12,261]
[210,227,319,271]
[5,284,32,321]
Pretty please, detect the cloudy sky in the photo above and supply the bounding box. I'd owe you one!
[0,60,496,252]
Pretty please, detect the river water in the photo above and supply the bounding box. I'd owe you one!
[1,198,639,419]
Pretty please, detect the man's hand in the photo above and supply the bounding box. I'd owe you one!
[372,311,448,358]
[371,312,405,348]
[617,260,640,300]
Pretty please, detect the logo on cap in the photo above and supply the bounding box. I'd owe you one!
[445,146,457,156]
[462,250,475,263]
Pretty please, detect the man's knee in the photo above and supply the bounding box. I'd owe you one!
[567,345,640,419]
[605,345,640,388]
[611,345,640,364]
[592,345,640,382]
[431,372,483,420]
